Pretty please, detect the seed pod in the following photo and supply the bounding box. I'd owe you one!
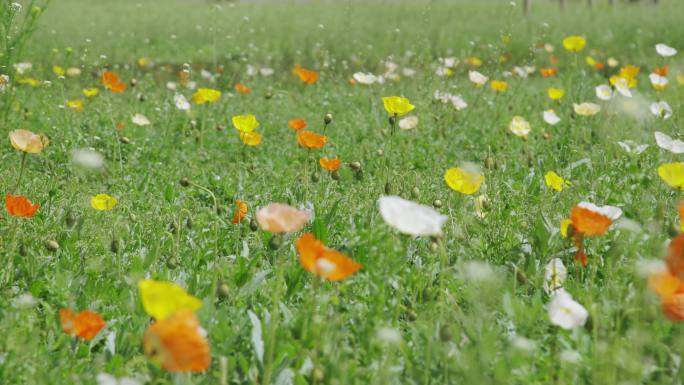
[249,218,259,232]
[179,177,190,187]
[331,171,340,181]
[349,161,361,171]
[119,136,131,144]
[411,187,420,199]
[130,78,138,87]
[65,210,77,228]
[311,172,320,183]
[324,113,333,125]
[439,325,452,342]
[268,235,283,250]
[216,282,230,298]
[166,256,179,269]
[433,199,443,208]
[264,91,273,99]
[46,240,60,252]
[405,309,418,322]
[215,124,225,132]
[137,93,146,102]
[110,238,120,253]
[484,156,495,170]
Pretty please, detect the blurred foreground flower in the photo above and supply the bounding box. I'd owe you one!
[138,279,202,321]
[295,233,361,281]
[378,196,447,237]
[60,309,106,340]
[549,289,588,329]
[256,203,310,233]
[144,310,211,372]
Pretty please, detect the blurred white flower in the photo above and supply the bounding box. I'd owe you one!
[614,78,632,97]
[0,74,9,92]
[649,73,668,89]
[14,62,32,75]
[650,101,672,119]
[96,373,141,385]
[461,261,496,283]
[378,196,447,236]
[543,258,566,294]
[468,70,488,86]
[353,72,378,85]
[617,140,648,155]
[13,293,36,308]
[376,327,402,345]
[72,148,104,169]
[543,109,560,125]
[574,102,601,116]
[398,115,418,130]
[260,67,274,77]
[509,116,531,137]
[595,85,613,101]
[402,68,416,77]
[166,81,178,91]
[131,113,150,126]
[577,201,622,220]
[174,94,190,110]
[559,349,582,364]
[510,336,536,353]
[654,131,684,154]
[548,289,588,330]
[434,90,467,110]
[655,43,677,57]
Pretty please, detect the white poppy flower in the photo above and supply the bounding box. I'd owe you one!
[617,140,648,155]
[468,70,488,86]
[14,62,32,75]
[614,78,632,97]
[650,101,672,119]
[649,73,668,89]
[543,258,567,294]
[543,109,560,125]
[402,68,416,77]
[378,196,447,236]
[96,373,141,385]
[260,67,274,77]
[595,85,613,101]
[654,131,684,154]
[548,289,588,330]
[72,148,104,169]
[131,113,150,126]
[655,43,677,57]
[353,72,378,85]
[398,115,418,130]
[174,94,190,110]
[573,102,601,116]
[509,116,530,137]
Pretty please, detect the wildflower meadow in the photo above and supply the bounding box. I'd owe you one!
[1,0,684,384]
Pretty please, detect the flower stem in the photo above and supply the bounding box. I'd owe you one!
[14,152,27,193]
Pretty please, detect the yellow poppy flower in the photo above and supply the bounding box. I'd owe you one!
[547,87,565,100]
[490,80,508,92]
[18,78,40,87]
[90,194,118,211]
[191,88,221,104]
[658,163,684,189]
[52,65,66,77]
[137,57,150,67]
[678,73,684,86]
[382,96,415,117]
[9,129,49,154]
[562,35,586,53]
[544,171,571,192]
[232,114,259,133]
[138,279,202,321]
[82,88,99,97]
[444,167,485,195]
[573,103,600,116]
[560,218,573,238]
[67,99,84,112]
[239,131,262,146]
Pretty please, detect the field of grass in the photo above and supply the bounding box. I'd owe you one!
[1,0,684,384]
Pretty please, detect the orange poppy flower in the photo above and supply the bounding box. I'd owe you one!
[5,193,40,218]
[319,157,341,172]
[649,271,684,321]
[179,70,190,88]
[102,71,127,93]
[60,309,106,340]
[234,83,252,94]
[231,199,247,224]
[653,65,669,77]
[569,206,612,236]
[348,78,357,86]
[540,67,558,77]
[297,131,327,150]
[144,310,211,373]
[293,65,318,84]
[549,55,559,65]
[288,119,307,131]
[667,234,684,280]
[594,62,605,71]
[295,233,361,281]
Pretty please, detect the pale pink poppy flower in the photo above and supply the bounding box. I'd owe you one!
[256,203,311,233]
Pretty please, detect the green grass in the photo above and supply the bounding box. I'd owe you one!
[1,0,684,384]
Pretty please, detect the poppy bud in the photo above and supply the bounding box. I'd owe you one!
[388,116,396,126]
[216,282,230,298]
[46,240,59,252]
[169,222,177,234]
[311,172,320,183]
[130,78,138,87]
[543,132,552,140]
[411,187,420,199]
[249,218,259,231]
[110,238,120,253]
[216,124,225,132]
[65,210,77,228]
[433,199,443,208]
[186,217,193,229]
[430,241,439,253]
[312,368,325,383]
[384,182,392,194]
[268,235,283,250]
[167,256,179,269]
[324,113,333,125]
[179,177,190,187]
[484,156,495,170]
[19,244,27,256]
[439,325,452,342]
[331,171,340,181]
[265,91,273,99]
[405,309,418,322]
[119,136,130,144]
[349,161,361,171]
[354,169,364,181]
[137,93,145,102]
[377,149,384,156]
